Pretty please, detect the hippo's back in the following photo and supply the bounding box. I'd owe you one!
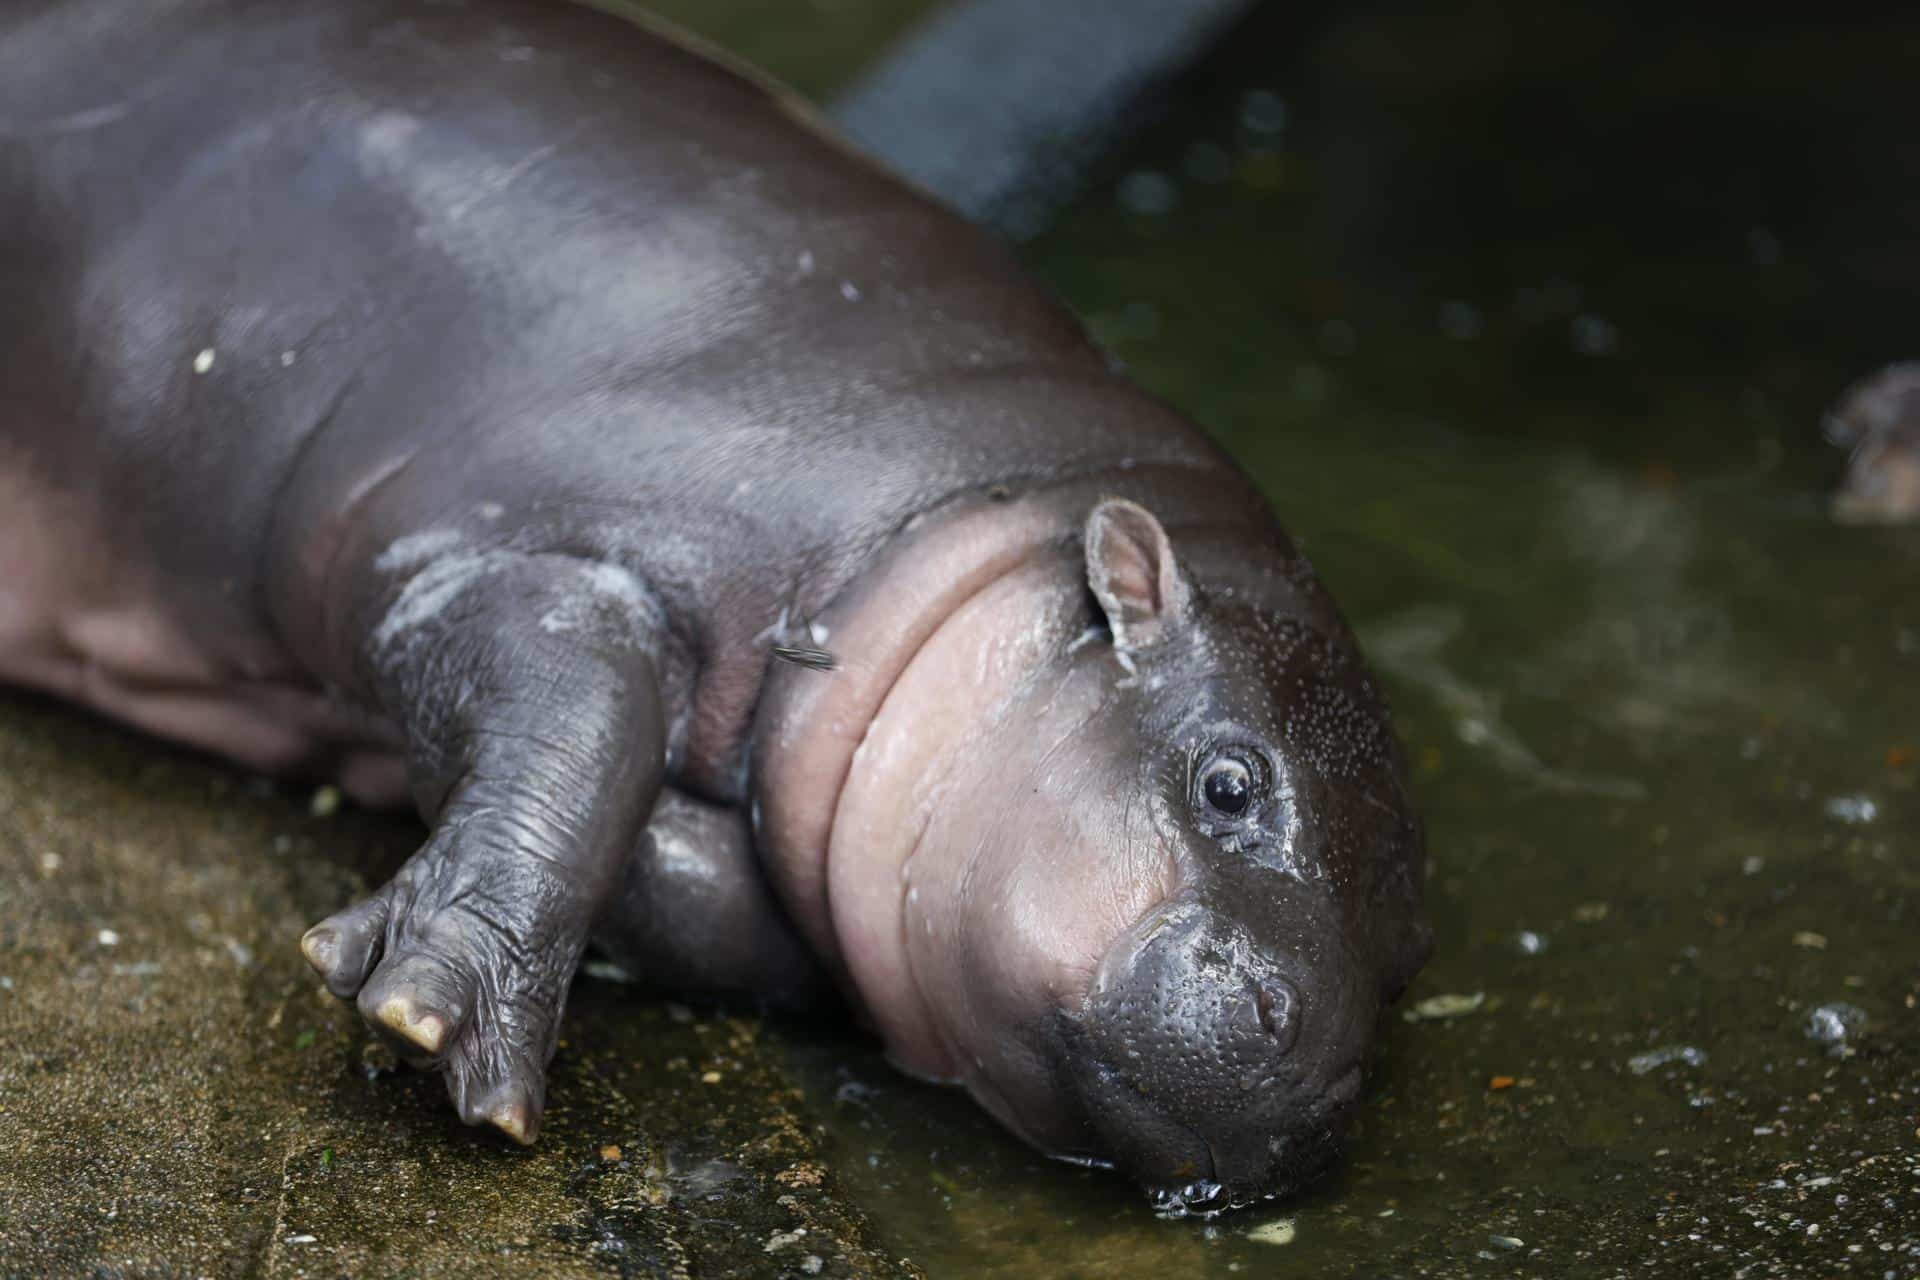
[0,0,1258,788]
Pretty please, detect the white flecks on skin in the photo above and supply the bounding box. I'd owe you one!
[796,250,815,276]
[839,281,862,302]
[192,348,216,375]
[754,605,831,651]
[377,544,669,655]
[371,547,518,653]
[372,528,465,575]
[280,350,298,367]
[535,561,667,644]
[475,502,505,521]
[0,101,131,138]
[443,142,559,223]
[357,111,424,168]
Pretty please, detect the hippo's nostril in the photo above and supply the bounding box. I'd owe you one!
[1253,977,1299,1051]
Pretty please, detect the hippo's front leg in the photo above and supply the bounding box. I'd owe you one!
[299,551,668,1143]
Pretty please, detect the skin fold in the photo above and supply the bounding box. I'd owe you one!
[0,0,1430,1209]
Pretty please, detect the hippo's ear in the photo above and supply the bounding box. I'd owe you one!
[1084,499,1187,650]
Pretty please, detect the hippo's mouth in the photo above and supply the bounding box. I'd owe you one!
[1048,1012,1365,1216]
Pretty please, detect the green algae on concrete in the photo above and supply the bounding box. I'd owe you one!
[0,691,913,1279]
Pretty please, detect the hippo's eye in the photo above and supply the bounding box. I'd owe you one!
[1200,755,1255,816]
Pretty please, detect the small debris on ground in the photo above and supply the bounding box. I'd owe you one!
[765,1227,808,1253]
[1823,794,1877,824]
[1403,991,1485,1022]
[580,960,636,983]
[1805,1002,1867,1049]
[1627,1045,1707,1075]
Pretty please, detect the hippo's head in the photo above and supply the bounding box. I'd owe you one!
[848,498,1431,1214]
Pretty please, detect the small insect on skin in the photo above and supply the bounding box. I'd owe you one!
[771,643,838,672]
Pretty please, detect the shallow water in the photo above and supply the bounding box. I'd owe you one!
[768,1,1920,1274]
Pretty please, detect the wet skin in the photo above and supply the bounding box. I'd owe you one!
[0,0,1429,1207]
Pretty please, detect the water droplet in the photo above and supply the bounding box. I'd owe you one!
[1824,794,1878,824]
[1804,1002,1866,1047]
[1439,300,1483,340]
[1117,170,1178,217]
[1240,90,1288,134]
[1183,142,1233,184]
[1570,314,1618,356]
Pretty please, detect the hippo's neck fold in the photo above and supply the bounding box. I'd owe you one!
[747,469,1221,1053]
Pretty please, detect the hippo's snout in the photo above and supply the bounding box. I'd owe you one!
[1063,900,1376,1214]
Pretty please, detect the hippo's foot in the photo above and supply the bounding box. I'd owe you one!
[301,552,670,1143]
[592,788,827,1008]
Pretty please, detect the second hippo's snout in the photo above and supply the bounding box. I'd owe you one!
[1063,898,1378,1213]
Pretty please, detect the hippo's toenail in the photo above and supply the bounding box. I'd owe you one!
[299,928,337,973]
[375,998,448,1054]
[489,1103,535,1145]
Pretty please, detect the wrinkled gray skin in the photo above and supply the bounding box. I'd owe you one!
[1826,363,1920,525]
[0,0,1430,1211]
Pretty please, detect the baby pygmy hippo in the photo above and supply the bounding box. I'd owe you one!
[0,0,1430,1213]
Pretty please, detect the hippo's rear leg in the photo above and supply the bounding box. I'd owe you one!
[592,788,826,1008]
[299,553,669,1143]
